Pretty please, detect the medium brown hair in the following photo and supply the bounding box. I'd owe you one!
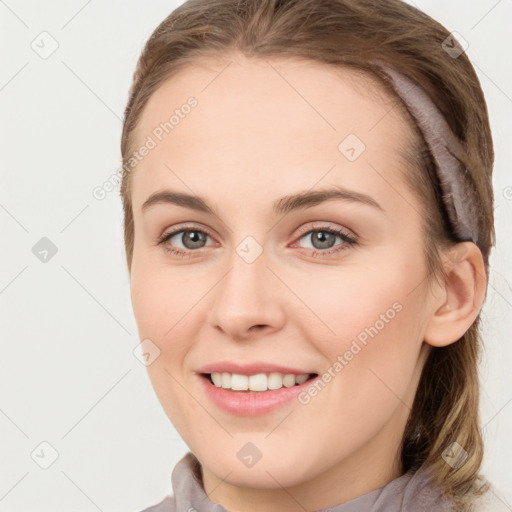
[120,0,495,508]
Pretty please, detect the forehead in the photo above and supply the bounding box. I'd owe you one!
[129,55,414,212]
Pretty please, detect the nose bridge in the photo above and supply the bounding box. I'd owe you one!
[220,217,273,293]
[219,236,271,310]
[207,233,285,338]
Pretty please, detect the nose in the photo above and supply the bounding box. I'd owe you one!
[207,246,286,341]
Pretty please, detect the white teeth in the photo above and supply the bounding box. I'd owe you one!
[282,374,296,387]
[211,373,222,387]
[248,373,267,392]
[221,372,232,389]
[231,374,248,390]
[209,372,312,391]
[295,374,309,385]
[267,372,283,390]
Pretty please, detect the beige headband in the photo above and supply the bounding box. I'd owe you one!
[372,62,480,247]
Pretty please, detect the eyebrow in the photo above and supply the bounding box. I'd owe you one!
[141,186,384,216]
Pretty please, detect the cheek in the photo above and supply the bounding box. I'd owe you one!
[292,254,425,409]
[130,259,203,433]
[130,251,200,344]
[290,256,420,355]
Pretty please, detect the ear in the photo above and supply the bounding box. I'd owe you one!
[423,242,487,348]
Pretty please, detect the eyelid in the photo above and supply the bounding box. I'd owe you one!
[293,221,356,240]
[158,221,355,244]
[157,222,217,244]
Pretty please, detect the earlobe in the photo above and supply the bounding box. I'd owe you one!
[423,242,487,348]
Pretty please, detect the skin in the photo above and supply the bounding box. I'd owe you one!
[128,54,486,512]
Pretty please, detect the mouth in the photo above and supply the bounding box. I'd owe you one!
[200,372,319,393]
[198,369,321,416]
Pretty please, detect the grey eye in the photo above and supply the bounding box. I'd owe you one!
[170,230,209,250]
[299,230,339,250]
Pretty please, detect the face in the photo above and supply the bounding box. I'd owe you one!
[128,55,440,504]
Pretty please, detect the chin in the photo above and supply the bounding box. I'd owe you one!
[195,439,320,490]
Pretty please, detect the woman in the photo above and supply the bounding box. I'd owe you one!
[120,0,507,510]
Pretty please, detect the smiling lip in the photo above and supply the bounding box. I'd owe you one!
[196,361,318,416]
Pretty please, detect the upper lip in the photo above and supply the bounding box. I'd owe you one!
[197,361,317,376]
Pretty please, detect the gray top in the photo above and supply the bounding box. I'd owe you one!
[140,452,460,512]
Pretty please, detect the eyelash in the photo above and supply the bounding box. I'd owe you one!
[156,224,358,259]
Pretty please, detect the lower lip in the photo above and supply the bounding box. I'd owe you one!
[199,374,317,416]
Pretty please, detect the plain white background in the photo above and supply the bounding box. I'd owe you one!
[0,1,511,510]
